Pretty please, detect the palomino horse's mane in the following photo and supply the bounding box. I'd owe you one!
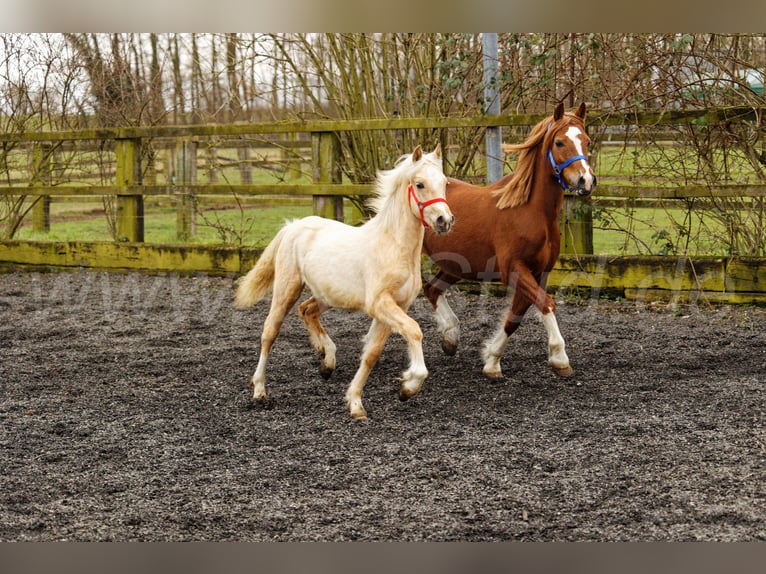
[366,150,440,215]
[493,111,585,209]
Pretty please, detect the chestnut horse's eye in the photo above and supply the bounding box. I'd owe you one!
[555,140,564,148]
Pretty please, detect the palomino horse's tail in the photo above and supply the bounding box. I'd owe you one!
[234,223,290,308]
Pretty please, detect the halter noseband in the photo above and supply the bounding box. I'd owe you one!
[408,183,448,228]
[548,149,589,192]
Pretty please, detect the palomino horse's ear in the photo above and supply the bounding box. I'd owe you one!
[433,142,442,159]
[553,102,565,122]
[412,145,423,162]
[575,102,587,120]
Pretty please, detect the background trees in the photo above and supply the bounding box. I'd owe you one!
[1,33,765,251]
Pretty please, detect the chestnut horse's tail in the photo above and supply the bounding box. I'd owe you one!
[234,224,290,308]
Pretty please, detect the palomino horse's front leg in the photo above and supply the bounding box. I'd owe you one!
[298,296,337,379]
[482,267,572,378]
[345,319,392,420]
[371,294,429,401]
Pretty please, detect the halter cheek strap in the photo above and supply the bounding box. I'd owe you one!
[548,149,588,192]
[408,184,448,228]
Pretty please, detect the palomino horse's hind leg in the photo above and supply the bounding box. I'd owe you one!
[298,296,337,379]
[345,319,392,420]
[251,276,303,401]
[424,270,461,355]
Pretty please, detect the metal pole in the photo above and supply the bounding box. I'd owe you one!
[482,33,503,184]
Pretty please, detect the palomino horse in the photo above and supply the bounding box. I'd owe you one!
[236,145,453,419]
[422,102,596,378]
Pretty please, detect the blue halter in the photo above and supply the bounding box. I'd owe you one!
[548,149,588,192]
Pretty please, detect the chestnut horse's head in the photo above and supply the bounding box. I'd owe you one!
[497,102,597,209]
[546,101,597,197]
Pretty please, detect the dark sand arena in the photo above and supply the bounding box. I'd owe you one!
[0,270,764,541]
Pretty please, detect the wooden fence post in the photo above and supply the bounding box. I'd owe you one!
[31,143,52,233]
[115,138,144,242]
[559,195,593,255]
[175,138,198,241]
[238,145,252,185]
[311,131,343,221]
[283,132,302,180]
[206,141,218,184]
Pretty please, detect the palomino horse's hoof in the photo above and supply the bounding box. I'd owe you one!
[441,340,458,356]
[553,365,574,377]
[482,368,504,380]
[319,364,334,380]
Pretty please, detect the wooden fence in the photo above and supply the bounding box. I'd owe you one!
[2,109,766,304]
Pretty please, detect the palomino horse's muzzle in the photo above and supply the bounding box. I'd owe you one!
[432,213,455,235]
[408,183,454,234]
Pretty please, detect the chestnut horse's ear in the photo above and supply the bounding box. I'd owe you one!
[575,101,587,120]
[433,142,442,159]
[553,102,565,122]
[412,145,423,162]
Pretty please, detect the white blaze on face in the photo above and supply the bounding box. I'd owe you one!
[565,125,594,188]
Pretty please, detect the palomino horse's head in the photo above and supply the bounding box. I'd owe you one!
[546,102,597,197]
[407,144,454,234]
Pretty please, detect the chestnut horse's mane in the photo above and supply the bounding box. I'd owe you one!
[493,111,584,209]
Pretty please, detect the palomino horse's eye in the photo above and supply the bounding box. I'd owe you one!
[416,182,425,189]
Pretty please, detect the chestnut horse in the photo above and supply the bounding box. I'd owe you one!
[236,145,453,420]
[422,102,596,378]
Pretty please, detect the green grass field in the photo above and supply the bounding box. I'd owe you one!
[14,200,319,246]
[11,197,742,256]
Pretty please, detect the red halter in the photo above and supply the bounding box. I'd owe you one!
[408,183,448,228]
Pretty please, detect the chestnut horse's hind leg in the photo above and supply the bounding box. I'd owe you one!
[424,270,461,355]
[481,268,572,378]
[298,296,337,379]
[481,294,529,379]
[250,275,303,401]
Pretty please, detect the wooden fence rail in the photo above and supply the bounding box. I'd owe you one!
[1,110,765,303]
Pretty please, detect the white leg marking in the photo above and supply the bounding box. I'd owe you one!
[434,294,460,349]
[481,324,509,378]
[251,349,269,399]
[537,308,572,376]
[400,338,428,397]
[322,335,337,372]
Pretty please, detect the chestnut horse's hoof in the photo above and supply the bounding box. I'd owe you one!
[441,340,458,356]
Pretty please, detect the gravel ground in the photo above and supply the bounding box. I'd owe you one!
[0,271,764,541]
